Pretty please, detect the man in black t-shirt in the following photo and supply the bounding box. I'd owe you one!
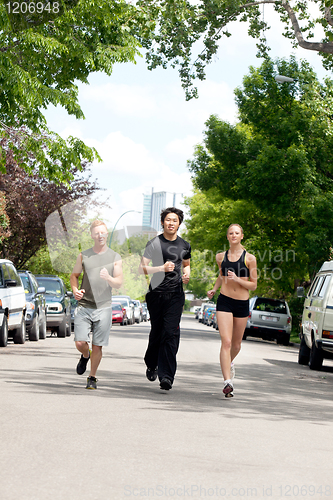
[139,207,191,390]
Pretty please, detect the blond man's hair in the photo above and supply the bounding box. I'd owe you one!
[90,220,108,232]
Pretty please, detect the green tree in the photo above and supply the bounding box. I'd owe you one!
[187,57,333,295]
[140,0,333,99]
[0,0,155,181]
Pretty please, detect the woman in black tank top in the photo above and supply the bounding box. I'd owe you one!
[207,224,257,398]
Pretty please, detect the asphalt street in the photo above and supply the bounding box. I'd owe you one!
[1,314,333,500]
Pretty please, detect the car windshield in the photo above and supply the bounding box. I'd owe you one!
[254,298,287,314]
[37,279,62,296]
[115,299,127,307]
[20,275,32,294]
[112,303,123,311]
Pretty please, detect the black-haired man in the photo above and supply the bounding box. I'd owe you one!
[139,207,191,390]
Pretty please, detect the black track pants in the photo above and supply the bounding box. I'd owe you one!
[144,289,185,384]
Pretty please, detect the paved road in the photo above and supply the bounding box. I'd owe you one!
[1,314,333,500]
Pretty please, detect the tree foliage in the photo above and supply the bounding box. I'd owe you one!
[0,0,155,180]
[0,145,101,269]
[186,57,333,296]
[139,0,333,99]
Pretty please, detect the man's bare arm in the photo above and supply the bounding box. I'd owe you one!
[70,253,85,300]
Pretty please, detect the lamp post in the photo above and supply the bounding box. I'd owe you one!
[275,74,296,83]
[108,210,141,248]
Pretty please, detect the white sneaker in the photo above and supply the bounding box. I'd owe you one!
[223,379,234,397]
[230,362,235,381]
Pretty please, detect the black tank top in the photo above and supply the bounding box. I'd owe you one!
[221,249,250,278]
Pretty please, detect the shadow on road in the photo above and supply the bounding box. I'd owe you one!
[2,348,333,424]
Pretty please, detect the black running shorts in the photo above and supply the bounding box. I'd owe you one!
[216,294,249,318]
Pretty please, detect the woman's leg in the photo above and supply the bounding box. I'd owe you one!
[230,316,248,362]
[216,311,234,381]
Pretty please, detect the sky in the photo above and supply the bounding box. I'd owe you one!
[44,3,330,233]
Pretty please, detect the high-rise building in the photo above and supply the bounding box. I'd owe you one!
[142,194,152,227]
[142,189,181,232]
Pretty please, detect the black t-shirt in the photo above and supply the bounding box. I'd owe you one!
[143,234,191,293]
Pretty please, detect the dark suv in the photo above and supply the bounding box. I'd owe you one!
[35,275,72,338]
[18,270,47,341]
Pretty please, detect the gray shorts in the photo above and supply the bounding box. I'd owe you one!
[74,306,112,346]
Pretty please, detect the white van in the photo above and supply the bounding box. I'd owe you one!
[298,260,333,370]
[0,259,26,347]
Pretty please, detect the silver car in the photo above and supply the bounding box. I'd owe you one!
[244,296,291,346]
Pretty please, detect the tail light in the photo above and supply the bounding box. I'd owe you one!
[248,311,251,319]
[287,316,291,324]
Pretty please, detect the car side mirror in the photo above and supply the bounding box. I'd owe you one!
[37,287,46,294]
[5,279,17,287]
[67,291,73,297]
[296,286,304,298]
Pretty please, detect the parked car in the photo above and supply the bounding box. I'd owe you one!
[244,296,291,346]
[203,306,216,326]
[0,259,27,347]
[112,296,135,325]
[298,260,333,370]
[35,275,72,337]
[142,302,150,321]
[212,310,219,330]
[18,270,47,341]
[194,307,201,319]
[112,302,125,325]
[198,302,215,322]
[132,300,143,323]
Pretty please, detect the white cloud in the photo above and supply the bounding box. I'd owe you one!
[165,135,202,160]
[81,83,158,117]
[86,131,166,177]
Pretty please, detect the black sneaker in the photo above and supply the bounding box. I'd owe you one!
[86,376,97,390]
[160,377,172,390]
[76,352,90,375]
[146,367,158,382]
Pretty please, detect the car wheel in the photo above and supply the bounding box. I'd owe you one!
[309,337,323,370]
[29,313,39,342]
[58,317,67,338]
[0,315,8,347]
[298,335,310,365]
[39,316,47,340]
[13,315,26,344]
[281,334,290,347]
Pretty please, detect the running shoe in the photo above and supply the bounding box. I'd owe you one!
[230,362,235,381]
[223,380,234,397]
[86,376,97,390]
[160,377,172,390]
[76,351,90,375]
[146,367,158,382]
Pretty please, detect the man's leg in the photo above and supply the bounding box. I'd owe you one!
[158,291,184,385]
[75,341,90,358]
[86,307,112,388]
[144,292,163,371]
[89,344,103,377]
[74,307,92,376]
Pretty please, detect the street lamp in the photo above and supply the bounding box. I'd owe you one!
[108,210,142,248]
[275,74,296,83]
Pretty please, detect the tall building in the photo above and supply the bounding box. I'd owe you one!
[142,189,180,232]
[142,194,152,227]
